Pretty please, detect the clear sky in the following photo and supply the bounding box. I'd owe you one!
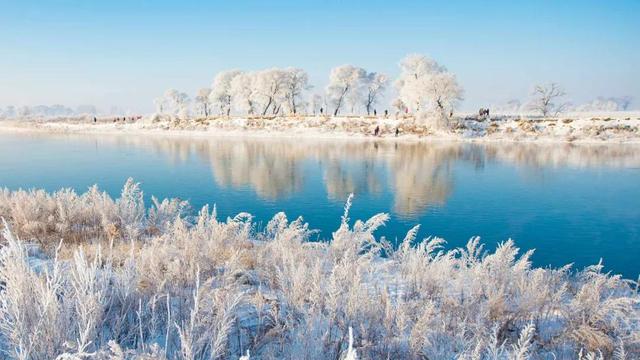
[1,0,639,113]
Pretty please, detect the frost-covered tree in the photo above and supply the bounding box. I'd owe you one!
[230,72,259,115]
[392,98,406,114]
[153,97,166,114]
[529,83,567,117]
[506,99,522,112]
[163,89,190,117]
[254,68,289,116]
[576,96,633,112]
[326,65,367,116]
[2,105,16,118]
[210,70,243,116]
[395,54,463,116]
[195,88,212,117]
[310,94,324,115]
[618,95,633,110]
[282,68,311,114]
[363,72,388,115]
[17,106,30,117]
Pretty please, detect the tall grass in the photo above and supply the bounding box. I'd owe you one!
[0,180,638,359]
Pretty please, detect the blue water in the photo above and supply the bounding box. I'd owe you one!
[1,131,639,278]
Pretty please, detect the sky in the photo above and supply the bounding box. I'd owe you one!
[1,0,639,113]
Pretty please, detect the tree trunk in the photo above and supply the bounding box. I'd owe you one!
[262,97,273,116]
[334,87,349,116]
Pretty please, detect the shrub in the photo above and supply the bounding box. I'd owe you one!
[0,181,638,359]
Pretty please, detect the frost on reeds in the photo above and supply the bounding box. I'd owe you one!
[0,180,638,359]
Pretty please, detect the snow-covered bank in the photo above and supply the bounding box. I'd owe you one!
[0,181,638,359]
[2,111,640,144]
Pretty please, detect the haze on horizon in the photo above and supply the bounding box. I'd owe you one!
[1,0,639,113]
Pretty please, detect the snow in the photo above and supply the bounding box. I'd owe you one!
[1,112,639,144]
[0,181,638,359]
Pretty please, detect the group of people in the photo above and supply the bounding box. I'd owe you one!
[373,125,401,137]
[92,116,143,123]
[318,108,390,118]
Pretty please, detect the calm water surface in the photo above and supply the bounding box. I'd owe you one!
[1,131,639,278]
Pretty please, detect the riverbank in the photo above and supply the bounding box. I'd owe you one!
[2,111,640,144]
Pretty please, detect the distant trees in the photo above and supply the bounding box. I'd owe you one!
[148,55,465,119]
[162,89,190,118]
[529,83,567,117]
[194,88,212,117]
[395,54,463,117]
[207,68,313,117]
[210,70,243,116]
[326,65,367,116]
[310,94,324,115]
[254,68,288,116]
[0,104,100,118]
[282,68,311,114]
[230,72,257,115]
[619,96,633,110]
[187,56,461,119]
[363,73,388,115]
[325,65,388,116]
[575,96,633,112]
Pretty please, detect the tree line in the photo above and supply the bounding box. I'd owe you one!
[153,54,464,119]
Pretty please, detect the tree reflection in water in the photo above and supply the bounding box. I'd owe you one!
[90,135,640,220]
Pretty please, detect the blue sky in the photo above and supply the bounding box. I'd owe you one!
[1,0,639,112]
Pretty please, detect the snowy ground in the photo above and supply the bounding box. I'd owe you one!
[1,111,639,143]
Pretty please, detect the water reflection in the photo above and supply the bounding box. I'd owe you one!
[12,132,640,219]
[84,135,639,219]
[205,141,305,200]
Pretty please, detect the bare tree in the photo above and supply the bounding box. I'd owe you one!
[530,83,567,117]
[618,96,632,111]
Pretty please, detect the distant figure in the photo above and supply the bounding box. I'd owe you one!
[320,107,323,115]
[93,117,97,123]
[384,109,388,118]
[373,109,377,116]
[449,110,453,118]
[374,125,380,136]
[395,128,400,137]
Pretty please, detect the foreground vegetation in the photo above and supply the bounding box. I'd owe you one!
[0,180,638,359]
